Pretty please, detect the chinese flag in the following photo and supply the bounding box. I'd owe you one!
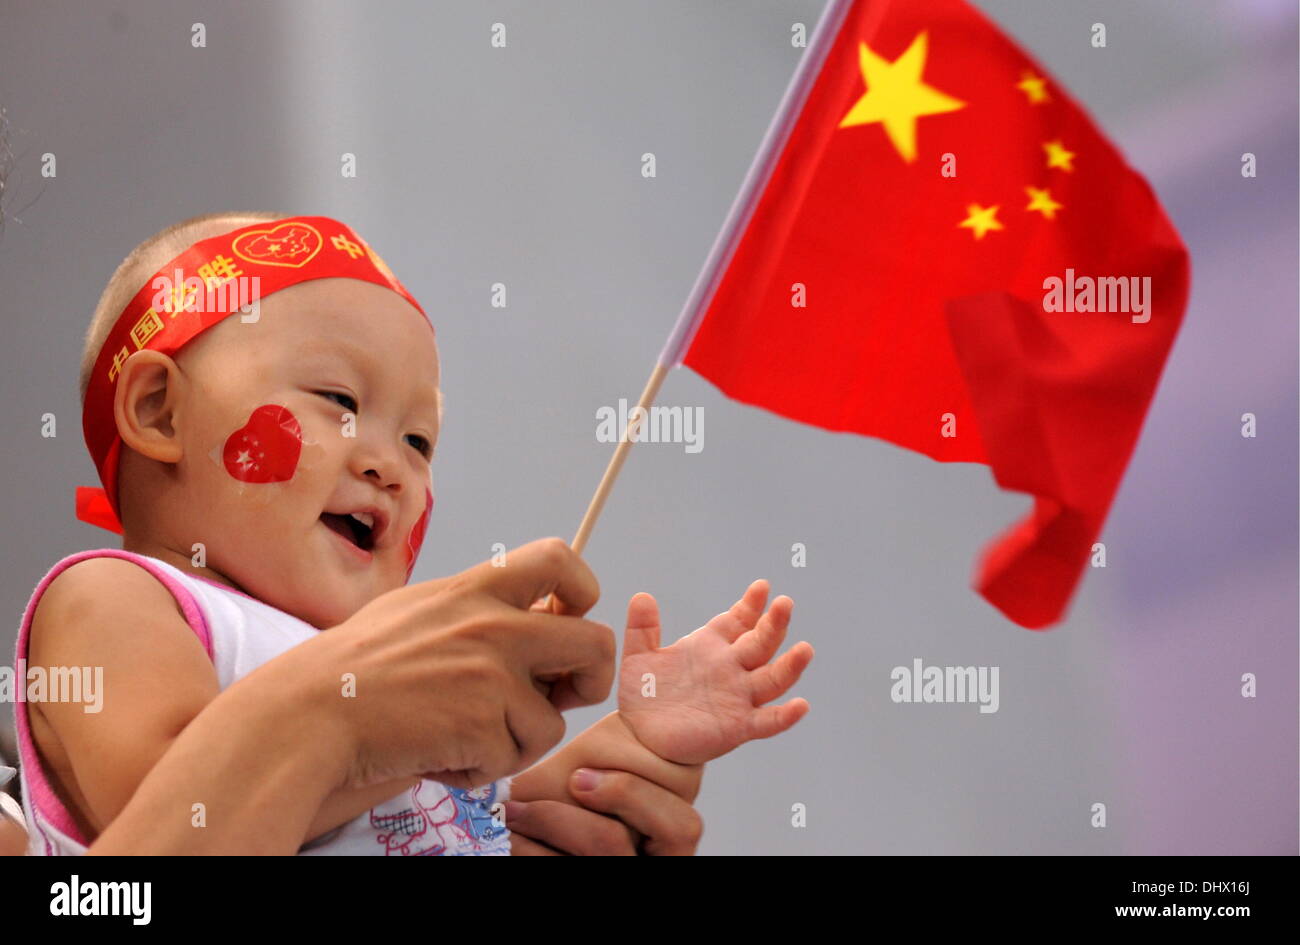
[681,0,1190,628]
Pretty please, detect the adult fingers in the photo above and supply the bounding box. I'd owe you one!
[505,799,638,856]
[503,682,569,773]
[470,538,600,616]
[421,679,562,787]
[508,612,616,708]
[568,769,703,856]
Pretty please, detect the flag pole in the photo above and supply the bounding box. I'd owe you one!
[569,361,670,556]
[557,0,855,580]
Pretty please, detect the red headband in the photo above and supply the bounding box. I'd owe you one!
[77,215,431,534]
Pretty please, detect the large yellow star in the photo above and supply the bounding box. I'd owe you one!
[1043,139,1076,172]
[838,31,966,163]
[958,203,1003,239]
[1024,185,1063,219]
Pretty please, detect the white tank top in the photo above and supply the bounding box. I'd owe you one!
[12,548,512,856]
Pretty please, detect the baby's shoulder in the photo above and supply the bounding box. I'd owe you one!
[31,554,187,656]
[41,553,183,614]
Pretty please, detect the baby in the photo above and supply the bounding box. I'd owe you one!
[13,212,813,855]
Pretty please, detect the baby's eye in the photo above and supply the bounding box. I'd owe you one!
[405,433,433,460]
[317,390,358,413]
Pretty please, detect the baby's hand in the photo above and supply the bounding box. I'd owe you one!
[618,580,813,765]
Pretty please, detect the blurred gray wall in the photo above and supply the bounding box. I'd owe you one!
[1,0,1295,854]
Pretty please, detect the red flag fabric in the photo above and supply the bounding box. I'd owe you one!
[681,0,1190,628]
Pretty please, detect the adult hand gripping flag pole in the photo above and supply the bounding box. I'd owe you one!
[551,0,1189,629]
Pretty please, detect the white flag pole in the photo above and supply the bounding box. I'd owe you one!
[562,0,856,572]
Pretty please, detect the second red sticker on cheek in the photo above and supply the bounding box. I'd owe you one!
[222,404,303,483]
[404,485,434,580]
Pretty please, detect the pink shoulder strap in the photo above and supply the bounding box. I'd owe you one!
[12,548,214,849]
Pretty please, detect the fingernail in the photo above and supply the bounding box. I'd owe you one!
[503,800,524,820]
[572,768,601,791]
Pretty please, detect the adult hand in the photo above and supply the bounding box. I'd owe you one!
[286,537,616,792]
[506,769,703,855]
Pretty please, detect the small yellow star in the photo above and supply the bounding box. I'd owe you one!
[1024,186,1063,219]
[958,203,1003,240]
[1043,139,1076,172]
[1016,71,1050,104]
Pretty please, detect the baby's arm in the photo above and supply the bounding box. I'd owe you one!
[29,558,411,847]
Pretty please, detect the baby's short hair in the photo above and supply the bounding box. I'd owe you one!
[79,211,286,406]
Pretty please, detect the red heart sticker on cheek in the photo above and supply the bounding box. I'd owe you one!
[222,405,303,483]
[404,485,434,581]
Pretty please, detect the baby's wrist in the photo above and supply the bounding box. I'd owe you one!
[609,708,651,752]
[605,711,705,802]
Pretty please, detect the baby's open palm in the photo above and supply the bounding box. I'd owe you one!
[618,580,813,765]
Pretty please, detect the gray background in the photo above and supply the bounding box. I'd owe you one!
[1,0,1295,854]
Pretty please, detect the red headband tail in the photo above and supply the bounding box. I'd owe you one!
[76,486,124,534]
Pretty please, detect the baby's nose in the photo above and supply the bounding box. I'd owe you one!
[363,465,402,491]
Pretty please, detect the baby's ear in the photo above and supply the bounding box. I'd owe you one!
[113,350,185,463]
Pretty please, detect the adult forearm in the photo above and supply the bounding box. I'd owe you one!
[88,663,352,856]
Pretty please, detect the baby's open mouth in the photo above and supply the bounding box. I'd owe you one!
[320,511,375,552]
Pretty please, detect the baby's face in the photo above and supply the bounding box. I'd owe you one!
[171,277,440,628]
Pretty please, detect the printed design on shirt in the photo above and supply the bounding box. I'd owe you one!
[369,780,507,856]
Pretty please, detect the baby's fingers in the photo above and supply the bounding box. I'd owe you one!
[744,698,810,742]
[729,579,769,633]
[733,595,793,670]
[624,592,662,657]
[750,641,815,705]
[709,579,769,643]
